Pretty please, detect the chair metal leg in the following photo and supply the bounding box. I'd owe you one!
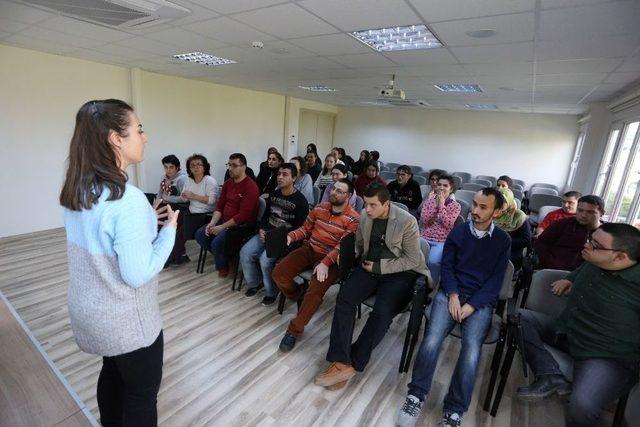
[237,269,244,292]
[277,293,285,315]
[490,344,517,417]
[483,325,508,412]
[399,318,414,373]
[403,322,422,373]
[612,393,629,427]
[197,247,207,274]
[231,259,239,291]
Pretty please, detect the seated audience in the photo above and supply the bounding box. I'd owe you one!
[535,191,582,237]
[338,147,355,171]
[195,153,259,278]
[182,154,218,214]
[534,195,604,271]
[331,147,346,167]
[351,150,371,176]
[427,169,446,199]
[370,150,382,170]
[496,175,513,189]
[306,143,321,167]
[387,165,423,214]
[419,175,461,284]
[259,147,279,176]
[315,184,427,389]
[224,165,255,182]
[272,179,359,352]
[354,162,386,197]
[256,151,283,197]
[398,188,510,427]
[315,154,337,190]
[321,164,358,208]
[494,187,531,270]
[517,223,640,427]
[305,151,322,183]
[239,163,308,305]
[290,156,314,205]
[157,154,188,204]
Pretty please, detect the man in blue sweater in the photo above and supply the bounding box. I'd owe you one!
[397,187,511,427]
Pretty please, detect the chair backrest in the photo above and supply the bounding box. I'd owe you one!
[457,198,471,220]
[512,188,524,200]
[514,198,521,210]
[530,187,559,196]
[386,162,400,170]
[531,182,559,192]
[512,183,524,192]
[413,175,427,185]
[462,182,485,192]
[528,194,563,213]
[355,195,364,212]
[470,178,492,187]
[476,175,497,186]
[525,269,571,317]
[392,201,409,211]
[313,186,322,205]
[258,196,267,219]
[452,172,471,183]
[455,190,476,207]
[347,171,353,181]
[499,261,516,301]
[451,175,463,191]
[379,165,390,172]
[380,171,396,181]
[538,205,559,224]
[455,215,465,226]
[512,179,526,189]
[420,184,429,199]
[409,165,424,174]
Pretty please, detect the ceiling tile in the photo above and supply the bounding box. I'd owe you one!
[538,1,640,41]
[93,43,160,60]
[0,1,56,24]
[382,48,459,65]
[604,72,640,84]
[288,33,371,56]
[540,0,614,9]
[38,16,134,43]
[232,3,337,39]
[432,12,534,47]
[452,41,533,63]
[0,29,12,39]
[536,58,625,74]
[144,28,228,51]
[189,0,287,15]
[535,34,640,61]
[68,48,132,66]
[18,26,107,49]
[261,40,319,58]
[115,37,183,56]
[463,61,533,75]
[183,16,278,45]
[0,17,30,33]
[163,0,220,26]
[535,73,607,85]
[618,55,640,72]
[328,52,396,68]
[408,0,534,23]
[297,0,420,32]
[4,34,77,55]
[370,64,472,78]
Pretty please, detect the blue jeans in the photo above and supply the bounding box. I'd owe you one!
[426,240,444,285]
[408,290,493,414]
[239,235,278,297]
[195,223,228,270]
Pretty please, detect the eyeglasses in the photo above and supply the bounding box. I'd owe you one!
[226,163,243,169]
[586,237,619,252]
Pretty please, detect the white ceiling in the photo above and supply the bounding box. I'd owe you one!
[1,0,640,114]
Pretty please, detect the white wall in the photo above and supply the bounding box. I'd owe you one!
[335,107,579,189]
[0,44,132,238]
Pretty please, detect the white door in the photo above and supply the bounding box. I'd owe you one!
[298,110,335,158]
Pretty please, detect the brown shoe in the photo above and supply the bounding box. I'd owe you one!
[315,362,356,387]
[217,267,229,278]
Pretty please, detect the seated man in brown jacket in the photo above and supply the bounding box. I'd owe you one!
[315,183,428,389]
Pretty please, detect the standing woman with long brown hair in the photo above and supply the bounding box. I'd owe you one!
[60,99,178,426]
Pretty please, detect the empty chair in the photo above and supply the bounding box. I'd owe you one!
[512,183,524,192]
[528,194,563,223]
[530,187,559,196]
[354,195,364,212]
[379,165,390,172]
[452,172,472,184]
[380,171,396,181]
[457,198,470,220]
[391,201,409,211]
[512,179,526,189]
[471,178,492,187]
[476,175,497,186]
[537,205,559,225]
[420,184,429,199]
[451,175,463,191]
[454,190,476,207]
[312,186,322,206]
[512,188,524,200]
[385,162,400,170]
[413,175,427,185]
[462,182,485,192]
[531,182,559,192]
[409,165,424,174]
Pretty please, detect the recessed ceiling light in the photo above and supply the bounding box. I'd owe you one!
[350,24,443,52]
[173,52,236,66]
[465,104,498,110]
[298,85,336,92]
[434,83,483,93]
[466,29,497,38]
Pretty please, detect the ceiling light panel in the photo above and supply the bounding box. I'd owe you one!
[434,83,483,93]
[298,85,336,92]
[173,52,236,66]
[350,24,442,52]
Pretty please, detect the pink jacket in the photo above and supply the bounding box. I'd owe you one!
[419,196,461,242]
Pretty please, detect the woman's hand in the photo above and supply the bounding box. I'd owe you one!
[181,190,194,200]
[154,199,179,227]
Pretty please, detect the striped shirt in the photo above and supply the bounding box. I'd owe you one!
[288,202,360,267]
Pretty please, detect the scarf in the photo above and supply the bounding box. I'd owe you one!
[494,187,527,232]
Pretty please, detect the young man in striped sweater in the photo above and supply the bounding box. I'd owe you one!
[272,178,360,352]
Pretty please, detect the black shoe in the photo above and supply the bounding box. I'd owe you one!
[244,283,264,297]
[279,332,297,352]
[517,374,571,401]
[175,254,190,265]
[262,295,277,306]
[163,259,174,269]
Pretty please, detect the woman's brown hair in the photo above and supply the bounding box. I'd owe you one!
[60,99,133,211]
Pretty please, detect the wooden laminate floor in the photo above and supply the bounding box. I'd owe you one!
[0,228,570,426]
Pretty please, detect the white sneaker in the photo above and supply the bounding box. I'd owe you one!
[396,395,422,427]
[440,411,462,427]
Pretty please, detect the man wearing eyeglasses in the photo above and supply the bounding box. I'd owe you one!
[387,165,423,214]
[195,153,259,278]
[534,195,604,271]
[517,223,640,426]
[272,178,360,352]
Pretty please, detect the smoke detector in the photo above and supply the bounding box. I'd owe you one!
[251,41,264,49]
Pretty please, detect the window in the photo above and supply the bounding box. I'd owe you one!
[594,128,621,196]
[566,122,588,189]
